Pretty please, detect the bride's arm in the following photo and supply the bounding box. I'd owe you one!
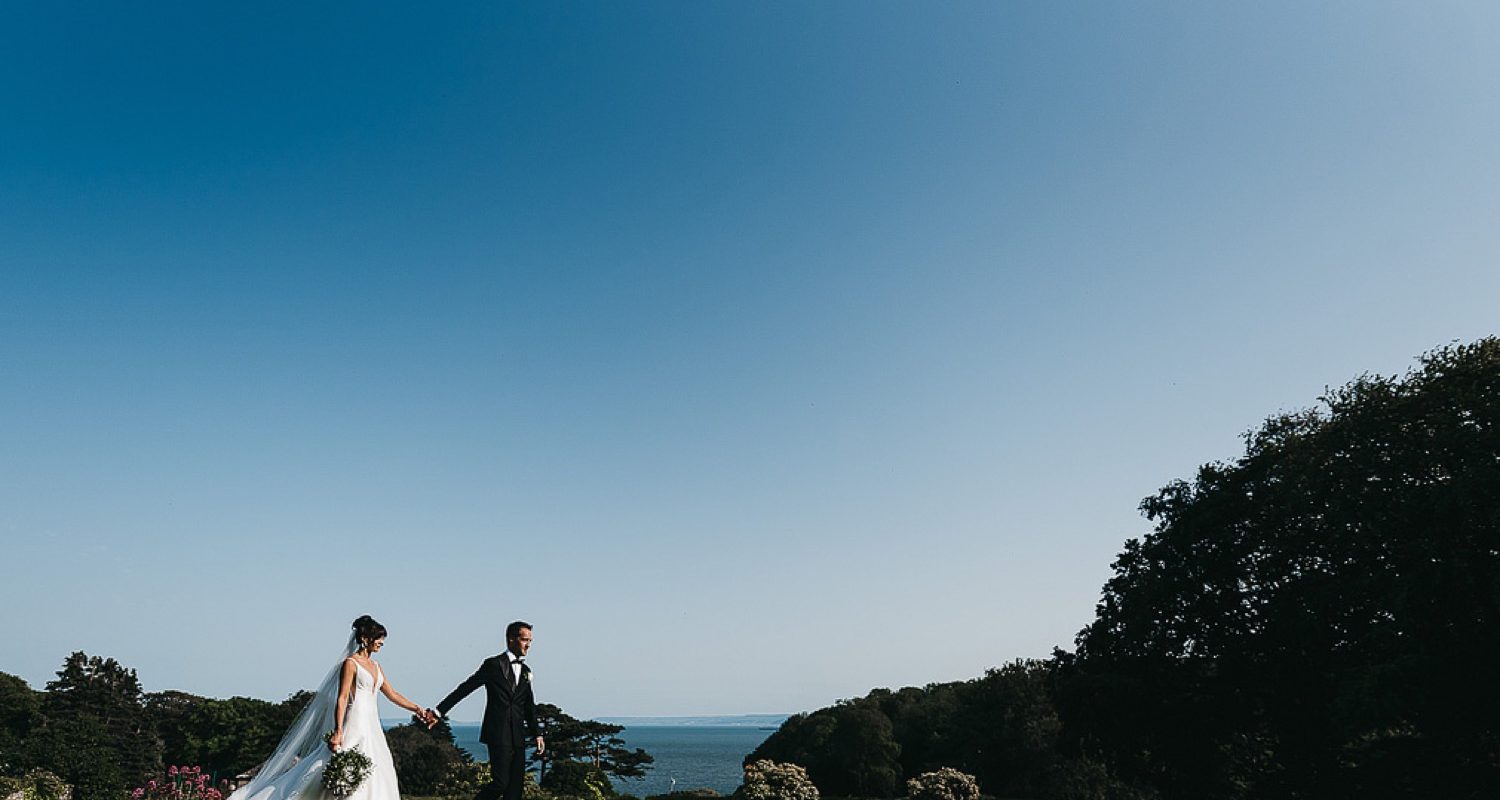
[378,675,426,717]
[330,659,357,750]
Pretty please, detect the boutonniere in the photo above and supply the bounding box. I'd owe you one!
[524,669,533,682]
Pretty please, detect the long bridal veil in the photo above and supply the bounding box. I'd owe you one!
[227,633,358,799]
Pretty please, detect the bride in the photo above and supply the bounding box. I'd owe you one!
[229,615,436,800]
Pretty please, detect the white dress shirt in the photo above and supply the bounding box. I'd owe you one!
[502,651,524,686]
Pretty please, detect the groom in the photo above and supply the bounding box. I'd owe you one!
[432,620,546,800]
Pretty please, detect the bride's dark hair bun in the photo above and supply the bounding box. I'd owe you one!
[352,615,387,643]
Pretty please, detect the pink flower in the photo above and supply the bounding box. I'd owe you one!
[169,766,179,776]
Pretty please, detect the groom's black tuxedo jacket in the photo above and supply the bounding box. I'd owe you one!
[437,654,538,748]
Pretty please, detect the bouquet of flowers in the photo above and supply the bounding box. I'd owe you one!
[322,733,373,798]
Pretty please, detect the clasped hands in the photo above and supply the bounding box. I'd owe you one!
[412,709,541,752]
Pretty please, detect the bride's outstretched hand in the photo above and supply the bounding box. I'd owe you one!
[327,731,343,752]
[423,708,439,729]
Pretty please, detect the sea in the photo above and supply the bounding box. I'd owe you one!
[389,716,784,797]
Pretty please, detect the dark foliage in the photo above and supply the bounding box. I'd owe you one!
[531,704,654,785]
[387,717,474,795]
[543,758,618,799]
[0,672,40,763]
[749,660,1063,798]
[20,713,131,800]
[146,689,310,778]
[1059,338,1500,799]
[752,340,1500,800]
[28,652,162,797]
[2,654,312,797]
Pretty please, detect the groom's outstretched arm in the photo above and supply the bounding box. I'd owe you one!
[436,660,488,718]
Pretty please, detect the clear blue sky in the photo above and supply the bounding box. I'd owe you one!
[2,2,1497,719]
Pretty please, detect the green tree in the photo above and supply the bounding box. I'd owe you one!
[44,653,144,716]
[872,685,959,784]
[746,712,835,780]
[145,688,314,779]
[32,652,161,795]
[438,759,493,799]
[734,760,818,800]
[386,717,472,795]
[531,704,654,785]
[821,706,900,797]
[22,714,131,800]
[854,662,1065,796]
[748,703,901,797]
[0,768,69,800]
[144,690,205,771]
[948,661,1061,796]
[187,694,306,777]
[1058,339,1500,799]
[0,672,41,769]
[543,759,616,800]
[905,768,979,800]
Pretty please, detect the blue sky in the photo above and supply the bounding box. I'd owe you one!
[3,2,1498,718]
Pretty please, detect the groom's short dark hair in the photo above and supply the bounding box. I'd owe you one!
[506,620,532,639]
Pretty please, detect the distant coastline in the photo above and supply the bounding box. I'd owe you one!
[384,713,790,728]
[596,714,790,728]
[380,716,789,795]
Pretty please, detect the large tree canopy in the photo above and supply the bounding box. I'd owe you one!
[0,672,39,754]
[748,661,1068,799]
[3,655,313,798]
[22,652,162,798]
[1059,339,1500,799]
[146,689,311,777]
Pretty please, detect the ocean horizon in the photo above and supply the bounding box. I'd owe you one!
[384,716,787,796]
[395,714,789,728]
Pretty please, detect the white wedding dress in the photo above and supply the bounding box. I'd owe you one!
[230,655,401,800]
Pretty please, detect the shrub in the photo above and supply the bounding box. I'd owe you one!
[0,769,69,800]
[542,760,615,800]
[523,770,558,800]
[436,760,492,798]
[646,791,721,800]
[130,765,224,800]
[734,760,818,800]
[387,722,472,796]
[904,768,979,800]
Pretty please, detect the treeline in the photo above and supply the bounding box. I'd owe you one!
[748,660,1075,799]
[754,339,1500,800]
[0,657,653,800]
[0,653,308,798]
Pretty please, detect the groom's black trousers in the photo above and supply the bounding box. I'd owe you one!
[479,744,526,800]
